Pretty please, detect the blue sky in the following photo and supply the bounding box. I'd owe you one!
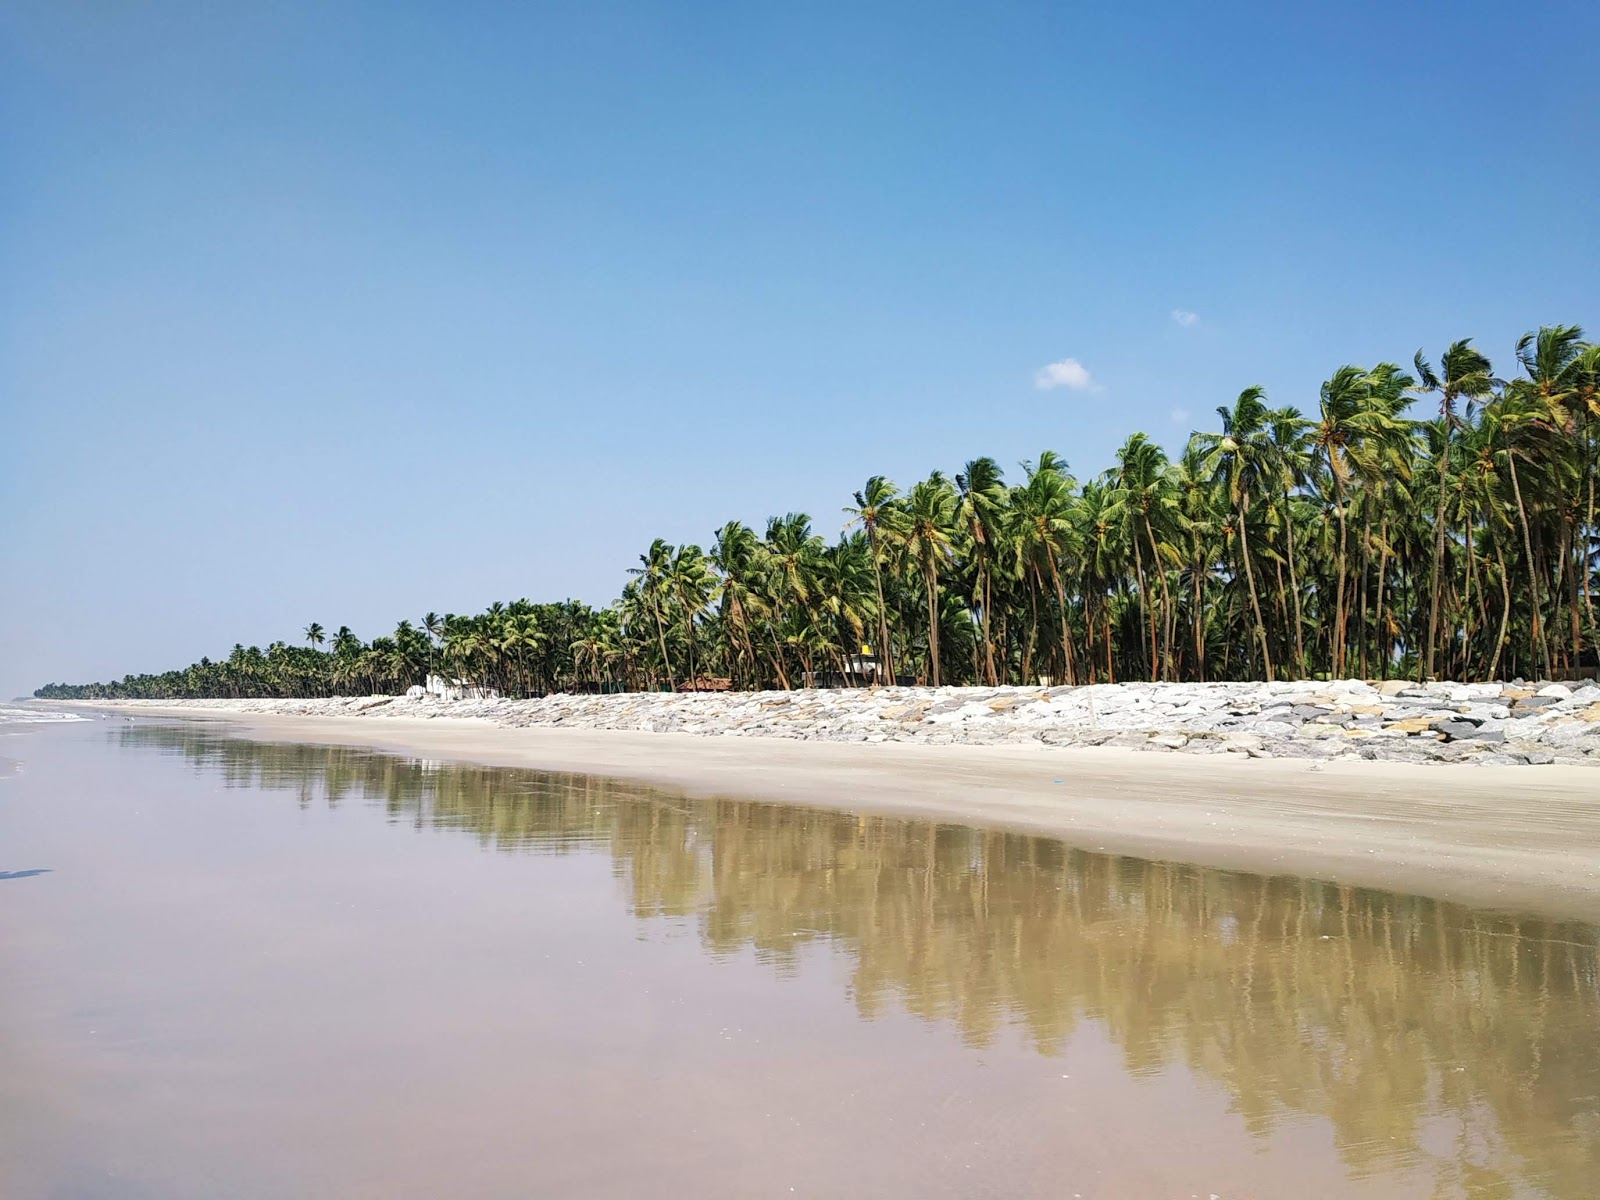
[2,0,1595,695]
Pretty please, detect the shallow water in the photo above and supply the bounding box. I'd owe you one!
[2,718,1596,1198]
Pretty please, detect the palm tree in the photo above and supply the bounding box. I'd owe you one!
[1196,388,1276,681]
[1010,454,1080,686]
[1515,325,1593,662]
[668,544,715,689]
[1351,364,1418,678]
[955,458,1007,686]
[1414,340,1495,680]
[499,613,544,695]
[1111,434,1180,680]
[1263,405,1315,678]
[1170,442,1217,680]
[422,612,445,680]
[629,538,677,690]
[1310,367,1408,674]
[888,474,957,686]
[844,477,900,685]
[710,521,769,689]
[1074,476,1123,682]
[1486,386,1557,679]
[811,535,876,684]
[300,624,326,695]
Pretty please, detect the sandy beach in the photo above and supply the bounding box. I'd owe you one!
[74,701,1600,922]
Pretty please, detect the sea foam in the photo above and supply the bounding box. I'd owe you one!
[0,706,91,724]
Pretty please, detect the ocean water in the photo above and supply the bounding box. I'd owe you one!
[2,715,1596,1199]
[0,705,90,724]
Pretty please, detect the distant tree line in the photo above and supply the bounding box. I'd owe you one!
[36,325,1599,700]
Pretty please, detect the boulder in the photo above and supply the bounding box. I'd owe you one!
[1511,695,1560,713]
[1385,716,1443,735]
[1436,721,1504,743]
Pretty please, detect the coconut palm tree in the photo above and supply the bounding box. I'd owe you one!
[629,538,677,690]
[955,458,1008,686]
[710,521,769,689]
[1110,434,1181,680]
[668,544,716,690]
[1515,325,1594,662]
[1196,388,1276,680]
[1010,454,1080,686]
[887,474,958,686]
[1414,340,1496,680]
[844,476,901,685]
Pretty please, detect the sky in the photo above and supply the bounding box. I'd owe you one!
[2,0,1596,696]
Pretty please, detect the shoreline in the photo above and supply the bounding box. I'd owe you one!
[58,698,1600,924]
[46,677,1600,765]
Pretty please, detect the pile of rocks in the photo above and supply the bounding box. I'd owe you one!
[105,678,1600,765]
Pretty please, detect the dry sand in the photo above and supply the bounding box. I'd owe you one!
[86,704,1600,923]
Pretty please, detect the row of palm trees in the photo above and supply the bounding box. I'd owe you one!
[36,325,1598,700]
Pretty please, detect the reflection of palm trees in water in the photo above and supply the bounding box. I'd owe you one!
[122,724,1600,1197]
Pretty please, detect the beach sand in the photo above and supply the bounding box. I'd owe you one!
[93,705,1600,922]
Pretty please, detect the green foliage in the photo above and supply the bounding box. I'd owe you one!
[37,324,1600,699]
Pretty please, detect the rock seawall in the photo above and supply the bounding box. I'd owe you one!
[99,679,1600,766]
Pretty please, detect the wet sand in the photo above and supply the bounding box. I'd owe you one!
[6,717,1598,1198]
[98,706,1600,922]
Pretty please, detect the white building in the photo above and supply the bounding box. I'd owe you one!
[425,674,500,701]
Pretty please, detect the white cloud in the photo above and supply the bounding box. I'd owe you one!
[1171,309,1200,328]
[1169,407,1192,426]
[1034,358,1094,391]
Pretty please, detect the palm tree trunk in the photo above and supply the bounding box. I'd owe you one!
[1332,468,1350,677]
[1487,542,1513,680]
[923,559,941,687]
[1583,429,1597,641]
[1424,420,1452,681]
[1282,506,1307,680]
[1130,531,1154,682]
[1142,515,1174,680]
[684,614,700,691]
[1083,588,1098,684]
[1022,578,1038,684]
[868,528,894,684]
[1046,556,1079,686]
[1506,451,1552,680]
[1104,603,1115,684]
[1272,556,1289,672]
[1561,515,1581,672]
[740,619,760,691]
[1357,515,1372,680]
[1190,534,1206,681]
[651,599,675,691]
[1236,501,1274,682]
[980,565,998,687]
[1460,515,1481,680]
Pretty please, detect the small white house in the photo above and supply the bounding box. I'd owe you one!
[425,673,500,701]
